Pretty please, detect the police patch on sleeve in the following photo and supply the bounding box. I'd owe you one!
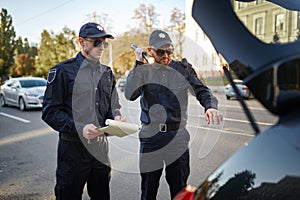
[47,69,57,84]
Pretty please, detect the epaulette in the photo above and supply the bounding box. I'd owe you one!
[181,58,192,68]
[61,57,76,64]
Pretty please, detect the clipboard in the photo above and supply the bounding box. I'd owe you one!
[97,119,140,137]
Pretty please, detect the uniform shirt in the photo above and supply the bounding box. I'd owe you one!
[42,52,121,140]
[125,60,218,124]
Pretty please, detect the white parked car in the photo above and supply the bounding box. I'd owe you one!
[225,79,254,100]
[0,77,47,111]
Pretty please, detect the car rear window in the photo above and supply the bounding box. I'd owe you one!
[19,79,47,88]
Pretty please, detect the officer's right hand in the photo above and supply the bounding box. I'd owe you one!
[134,47,146,62]
[83,124,104,140]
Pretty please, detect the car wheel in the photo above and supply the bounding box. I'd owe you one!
[0,95,7,107]
[19,97,27,111]
[226,95,230,100]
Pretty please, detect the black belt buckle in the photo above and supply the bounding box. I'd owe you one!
[159,123,167,132]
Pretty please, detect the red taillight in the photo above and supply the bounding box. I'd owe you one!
[173,185,196,200]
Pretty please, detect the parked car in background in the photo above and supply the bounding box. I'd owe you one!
[117,77,127,92]
[0,77,47,111]
[225,79,253,100]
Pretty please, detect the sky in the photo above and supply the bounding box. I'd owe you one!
[0,0,185,44]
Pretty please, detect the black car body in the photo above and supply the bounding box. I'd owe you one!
[174,0,300,199]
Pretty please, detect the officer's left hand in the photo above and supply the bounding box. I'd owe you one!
[205,108,223,125]
[114,115,126,122]
[83,124,104,140]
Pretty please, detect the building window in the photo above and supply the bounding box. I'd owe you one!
[202,54,207,66]
[255,17,263,35]
[195,29,199,43]
[275,13,285,32]
[256,0,265,5]
[203,32,207,41]
[237,2,247,9]
[212,53,217,65]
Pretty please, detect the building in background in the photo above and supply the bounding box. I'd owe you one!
[233,0,299,44]
[184,0,300,78]
[184,0,222,79]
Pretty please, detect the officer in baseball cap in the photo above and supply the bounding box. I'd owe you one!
[149,29,173,49]
[42,21,124,199]
[79,22,114,39]
[125,29,222,199]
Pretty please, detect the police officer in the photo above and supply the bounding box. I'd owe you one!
[42,22,124,200]
[125,30,223,200]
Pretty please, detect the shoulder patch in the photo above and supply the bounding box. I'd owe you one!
[47,69,57,84]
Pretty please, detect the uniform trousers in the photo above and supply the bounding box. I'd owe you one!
[55,138,111,200]
[139,126,190,200]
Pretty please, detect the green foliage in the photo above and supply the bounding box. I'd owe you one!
[11,38,38,76]
[0,8,16,82]
[35,27,77,77]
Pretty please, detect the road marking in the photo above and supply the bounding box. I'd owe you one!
[223,117,274,126]
[188,114,275,126]
[187,124,254,137]
[0,112,31,123]
[0,127,54,146]
[190,102,267,111]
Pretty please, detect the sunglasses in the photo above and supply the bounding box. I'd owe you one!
[152,48,174,56]
[84,38,109,48]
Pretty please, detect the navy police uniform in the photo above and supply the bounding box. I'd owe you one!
[125,59,218,199]
[42,52,121,199]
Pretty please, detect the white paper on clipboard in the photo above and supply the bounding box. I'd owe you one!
[97,119,140,137]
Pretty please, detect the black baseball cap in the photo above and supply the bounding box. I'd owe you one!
[149,30,172,48]
[79,22,114,39]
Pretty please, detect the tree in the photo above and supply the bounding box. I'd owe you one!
[211,170,256,199]
[132,4,159,34]
[11,37,38,76]
[169,7,185,60]
[53,27,77,64]
[35,27,77,77]
[0,8,16,83]
[84,12,113,32]
[35,30,56,77]
[108,32,149,78]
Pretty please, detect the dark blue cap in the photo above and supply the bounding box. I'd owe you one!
[79,22,114,39]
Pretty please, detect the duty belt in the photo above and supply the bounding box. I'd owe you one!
[60,132,81,142]
[143,122,182,132]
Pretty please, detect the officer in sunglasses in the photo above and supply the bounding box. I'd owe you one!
[42,22,125,200]
[125,30,223,200]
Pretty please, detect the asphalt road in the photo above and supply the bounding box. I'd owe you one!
[0,91,278,200]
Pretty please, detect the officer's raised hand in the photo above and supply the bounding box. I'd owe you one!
[134,47,147,62]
